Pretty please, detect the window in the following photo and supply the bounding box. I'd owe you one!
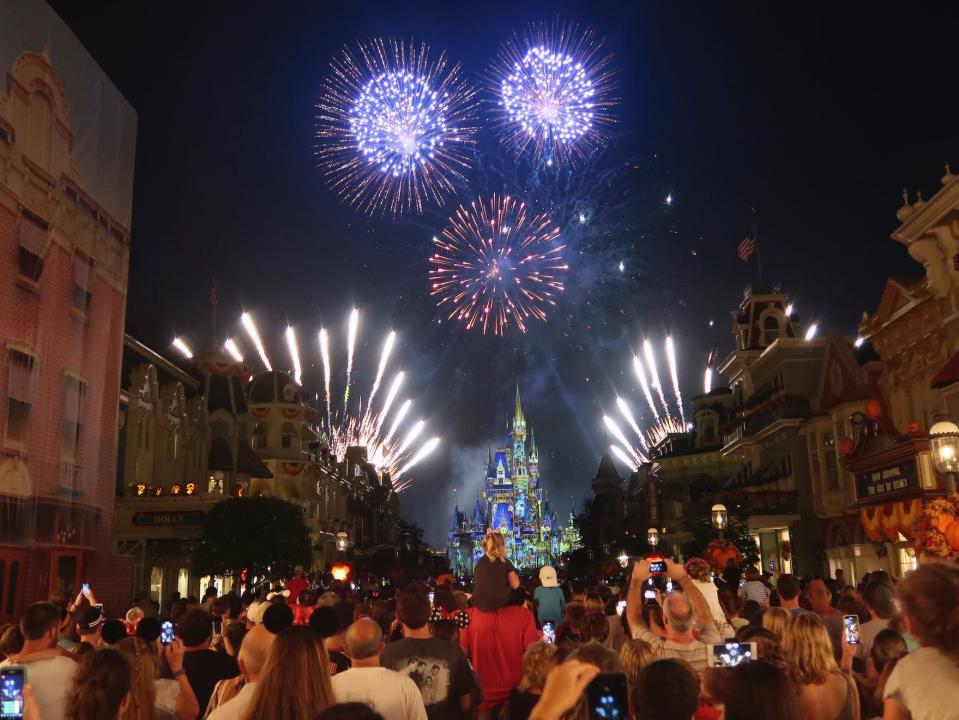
[16,217,47,282]
[252,423,267,449]
[281,422,297,450]
[824,433,839,490]
[72,254,92,314]
[61,375,85,463]
[27,91,52,170]
[808,434,822,489]
[5,350,35,446]
[761,315,781,345]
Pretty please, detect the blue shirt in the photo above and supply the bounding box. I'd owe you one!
[534,586,565,626]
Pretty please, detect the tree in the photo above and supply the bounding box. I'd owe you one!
[192,496,312,583]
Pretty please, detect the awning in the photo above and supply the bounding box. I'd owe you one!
[931,350,959,389]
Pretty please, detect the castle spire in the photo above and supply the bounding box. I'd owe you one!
[514,384,524,423]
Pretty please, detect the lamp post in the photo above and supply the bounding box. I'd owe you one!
[930,417,959,494]
[711,504,728,540]
[647,527,660,549]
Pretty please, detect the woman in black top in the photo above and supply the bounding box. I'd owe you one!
[471,530,521,612]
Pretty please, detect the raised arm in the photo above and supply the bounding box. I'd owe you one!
[626,559,650,635]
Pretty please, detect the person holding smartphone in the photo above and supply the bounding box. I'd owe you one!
[624,557,723,676]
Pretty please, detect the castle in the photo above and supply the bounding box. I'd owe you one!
[448,387,581,573]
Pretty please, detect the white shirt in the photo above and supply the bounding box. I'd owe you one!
[884,646,959,720]
[855,617,890,662]
[0,655,76,720]
[207,680,258,720]
[333,666,428,720]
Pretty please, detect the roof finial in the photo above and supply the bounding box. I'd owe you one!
[896,188,914,222]
[943,162,955,185]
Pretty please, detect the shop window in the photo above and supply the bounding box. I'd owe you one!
[824,433,839,490]
[281,422,297,450]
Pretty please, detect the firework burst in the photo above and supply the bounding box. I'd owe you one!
[429,193,568,335]
[316,38,478,216]
[491,21,616,165]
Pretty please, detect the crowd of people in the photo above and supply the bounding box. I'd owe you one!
[0,531,957,720]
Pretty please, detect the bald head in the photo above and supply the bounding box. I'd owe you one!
[345,617,383,662]
[663,592,695,634]
[238,623,275,681]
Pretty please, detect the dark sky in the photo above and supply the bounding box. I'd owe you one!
[51,1,959,545]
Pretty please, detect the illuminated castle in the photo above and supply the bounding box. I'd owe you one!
[448,387,581,573]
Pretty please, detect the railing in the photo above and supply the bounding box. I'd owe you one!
[59,462,83,497]
[723,396,811,448]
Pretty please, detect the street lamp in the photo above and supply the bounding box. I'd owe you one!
[335,531,349,553]
[711,504,728,539]
[617,551,629,568]
[647,527,660,548]
[930,417,959,494]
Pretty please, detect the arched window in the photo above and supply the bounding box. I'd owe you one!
[702,421,715,443]
[170,425,179,459]
[27,91,52,170]
[252,423,267,450]
[281,422,298,450]
[761,315,781,345]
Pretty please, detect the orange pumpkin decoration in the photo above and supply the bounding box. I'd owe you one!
[837,437,855,456]
[947,521,959,552]
[865,399,883,418]
[936,513,956,535]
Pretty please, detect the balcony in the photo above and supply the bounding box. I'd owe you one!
[58,463,83,498]
[722,395,810,451]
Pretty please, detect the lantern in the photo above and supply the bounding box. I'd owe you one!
[930,417,959,494]
[335,531,349,552]
[711,504,728,532]
[647,527,660,548]
[617,551,629,568]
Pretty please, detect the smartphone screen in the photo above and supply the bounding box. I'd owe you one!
[615,600,626,616]
[428,591,435,605]
[160,620,175,645]
[542,621,555,645]
[843,615,861,645]
[81,582,90,596]
[708,642,756,667]
[649,560,667,574]
[586,672,629,720]
[0,665,26,720]
[643,590,656,601]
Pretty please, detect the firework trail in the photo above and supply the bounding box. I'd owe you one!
[368,330,396,408]
[642,339,669,417]
[172,337,193,359]
[285,327,303,386]
[318,328,332,429]
[704,367,713,394]
[344,308,359,406]
[375,372,405,436]
[386,419,425,467]
[315,38,478,216]
[632,355,659,420]
[241,312,272,371]
[665,335,685,424]
[429,193,568,335]
[381,398,412,449]
[396,436,441,480]
[610,444,638,473]
[224,337,244,363]
[616,396,648,450]
[603,415,645,465]
[491,20,616,165]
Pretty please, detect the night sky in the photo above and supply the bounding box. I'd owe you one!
[51,1,959,546]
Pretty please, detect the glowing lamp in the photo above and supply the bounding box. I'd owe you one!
[930,419,959,492]
[331,562,351,582]
[711,504,728,531]
[617,551,629,568]
[335,531,349,552]
[647,527,660,547]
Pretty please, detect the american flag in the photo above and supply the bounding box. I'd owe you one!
[738,219,758,262]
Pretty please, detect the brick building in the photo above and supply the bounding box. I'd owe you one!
[0,2,137,620]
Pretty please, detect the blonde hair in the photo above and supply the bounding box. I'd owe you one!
[245,627,335,720]
[782,612,838,685]
[620,639,655,691]
[762,607,791,639]
[519,641,558,691]
[117,637,158,720]
[484,530,507,562]
[896,561,959,663]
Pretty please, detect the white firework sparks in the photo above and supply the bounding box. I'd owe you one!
[240,312,272,371]
[665,335,685,425]
[643,339,669,416]
[285,326,303,386]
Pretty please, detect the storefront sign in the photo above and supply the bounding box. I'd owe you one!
[132,510,204,527]
[857,460,918,501]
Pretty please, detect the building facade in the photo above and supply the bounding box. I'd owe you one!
[448,387,580,574]
[113,338,401,605]
[0,5,137,621]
